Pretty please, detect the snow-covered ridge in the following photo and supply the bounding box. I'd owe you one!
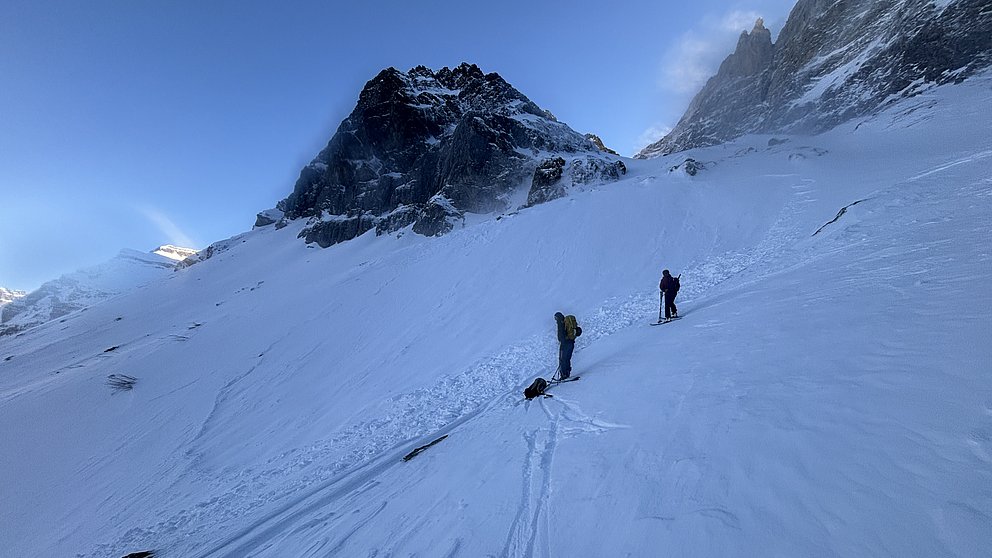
[0,247,189,337]
[153,244,199,261]
[0,287,26,306]
[1,77,989,557]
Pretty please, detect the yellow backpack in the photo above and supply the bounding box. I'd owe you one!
[563,315,581,340]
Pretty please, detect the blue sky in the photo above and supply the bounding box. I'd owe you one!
[0,0,796,290]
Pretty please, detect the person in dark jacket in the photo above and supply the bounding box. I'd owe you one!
[659,269,680,322]
[554,312,575,380]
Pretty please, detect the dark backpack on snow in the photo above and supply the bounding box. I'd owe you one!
[524,377,549,399]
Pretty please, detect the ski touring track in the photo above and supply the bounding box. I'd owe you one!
[500,395,629,558]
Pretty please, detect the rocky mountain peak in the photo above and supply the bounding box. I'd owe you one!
[272,63,624,248]
[435,62,486,89]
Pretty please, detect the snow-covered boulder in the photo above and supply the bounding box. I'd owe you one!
[668,158,707,176]
[253,208,285,228]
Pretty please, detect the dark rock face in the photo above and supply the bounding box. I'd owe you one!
[301,213,377,248]
[412,195,465,237]
[276,63,623,247]
[374,205,419,236]
[527,157,567,206]
[638,1,992,157]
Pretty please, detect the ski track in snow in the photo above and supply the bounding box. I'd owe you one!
[78,135,992,555]
[499,396,629,558]
[500,413,558,558]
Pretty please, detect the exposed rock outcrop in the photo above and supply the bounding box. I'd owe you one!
[253,209,285,228]
[527,157,567,206]
[584,133,620,156]
[668,158,706,176]
[638,0,992,157]
[526,156,627,206]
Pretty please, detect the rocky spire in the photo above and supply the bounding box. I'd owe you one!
[718,18,774,78]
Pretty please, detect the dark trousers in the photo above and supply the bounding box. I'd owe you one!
[660,291,678,320]
[558,340,574,379]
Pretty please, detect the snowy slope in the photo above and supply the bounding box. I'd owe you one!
[0,248,194,337]
[1,76,990,557]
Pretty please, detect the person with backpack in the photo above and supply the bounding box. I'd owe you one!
[659,269,681,322]
[554,312,582,380]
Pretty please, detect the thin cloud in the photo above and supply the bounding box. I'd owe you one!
[634,124,673,154]
[138,206,198,249]
[662,35,723,94]
[719,9,763,33]
[659,9,767,95]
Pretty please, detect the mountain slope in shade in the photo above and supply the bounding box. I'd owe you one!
[0,248,193,337]
[638,0,992,157]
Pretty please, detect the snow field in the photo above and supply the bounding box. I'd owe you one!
[0,76,990,557]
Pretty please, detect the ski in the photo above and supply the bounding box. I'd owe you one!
[402,434,449,462]
[550,375,581,384]
[650,317,681,326]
